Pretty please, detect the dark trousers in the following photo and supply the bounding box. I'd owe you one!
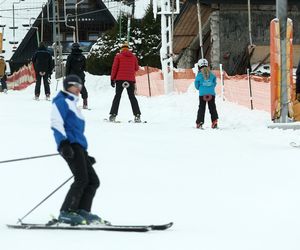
[35,73,50,97]
[109,81,141,116]
[0,77,7,90]
[81,85,88,100]
[196,95,218,124]
[61,144,100,212]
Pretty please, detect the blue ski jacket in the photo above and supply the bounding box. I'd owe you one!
[194,71,217,96]
[51,91,87,150]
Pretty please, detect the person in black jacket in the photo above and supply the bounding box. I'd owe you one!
[32,42,53,100]
[65,43,88,109]
[296,60,300,101]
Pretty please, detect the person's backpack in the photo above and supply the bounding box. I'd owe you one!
[0,59,6,77]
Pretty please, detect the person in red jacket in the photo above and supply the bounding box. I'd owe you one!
[109,43,141,122]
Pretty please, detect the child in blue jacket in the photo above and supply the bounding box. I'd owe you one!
[194,58,218,129]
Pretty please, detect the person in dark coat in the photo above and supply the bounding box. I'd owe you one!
[109,43,141,122]
[32,42,53,100]
[65,43,88,109]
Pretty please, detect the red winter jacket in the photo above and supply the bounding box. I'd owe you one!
[111,50,139,82]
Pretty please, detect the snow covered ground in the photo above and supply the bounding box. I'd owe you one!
[1,73,300,250]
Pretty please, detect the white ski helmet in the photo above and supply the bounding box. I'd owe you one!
[198,58,208,68]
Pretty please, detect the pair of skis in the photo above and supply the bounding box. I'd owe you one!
[7,220,173,232]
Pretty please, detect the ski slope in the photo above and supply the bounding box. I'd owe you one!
[1,74,300,250]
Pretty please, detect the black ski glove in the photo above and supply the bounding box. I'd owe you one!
[111,80,116,88]
[88,155,96,165]
[59,140,74,159]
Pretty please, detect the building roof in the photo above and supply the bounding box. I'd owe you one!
[9,0,116,72]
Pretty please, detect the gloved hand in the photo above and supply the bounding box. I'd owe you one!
[111,80,116,88]
[59,140,74,159]
[88,155,96,165]
[297,93,300,102]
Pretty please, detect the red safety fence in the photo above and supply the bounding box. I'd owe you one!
[135,67,273,113]
[6,63,36,90]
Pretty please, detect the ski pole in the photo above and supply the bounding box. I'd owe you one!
[17,176,73,224]
[247,68,254,110]
[0,153,59,164]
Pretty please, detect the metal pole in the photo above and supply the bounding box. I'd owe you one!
[147,65,151,97]
[41,5,44,42]
[196,0,204,58]
[75,0,85,43]
[276,0,288,123]
[12,3,15,45]
[65,14,76,43]
[248,0,253,46]
[247,68,254,110]
[220,64,225,101]
[0,153,59,164]
[119,5,122,41]
[127,14,131,43]
[17,176,73,224]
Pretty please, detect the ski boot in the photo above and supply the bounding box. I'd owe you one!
[196,122,204,129]
[109,114,117,122]
[46,94,51,101]
[3,89,7,94]
[78,209,111,225]
[58,211,87,226]
[211,119,218,129]
[34,95,39,101]
[134,114,141,123]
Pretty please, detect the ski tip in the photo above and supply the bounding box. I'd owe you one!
[150,222,173,230]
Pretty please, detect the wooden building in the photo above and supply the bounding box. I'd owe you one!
[173,0,300,75]
[10,0,116,73]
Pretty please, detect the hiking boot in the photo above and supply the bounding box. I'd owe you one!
[78,209,111,225]
[58,211,87,226]
[211,119,218,129]
[134,114,141,123]
[109,114,117,122]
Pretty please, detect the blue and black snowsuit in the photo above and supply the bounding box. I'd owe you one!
[51,90,99,212]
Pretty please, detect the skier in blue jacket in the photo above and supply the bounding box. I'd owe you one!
[51,74,109,226]
[194,58,219,129]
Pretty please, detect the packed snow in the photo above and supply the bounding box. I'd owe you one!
[1,73,300,250]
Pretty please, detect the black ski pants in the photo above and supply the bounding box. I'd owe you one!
[61,144,100,212]
[109,80,141,116]
[196,95,218,124]
[35,73,50,97]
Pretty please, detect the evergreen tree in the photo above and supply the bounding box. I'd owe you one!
[86,4,161,75]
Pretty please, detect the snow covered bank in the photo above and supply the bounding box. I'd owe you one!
[1,73,300,250]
